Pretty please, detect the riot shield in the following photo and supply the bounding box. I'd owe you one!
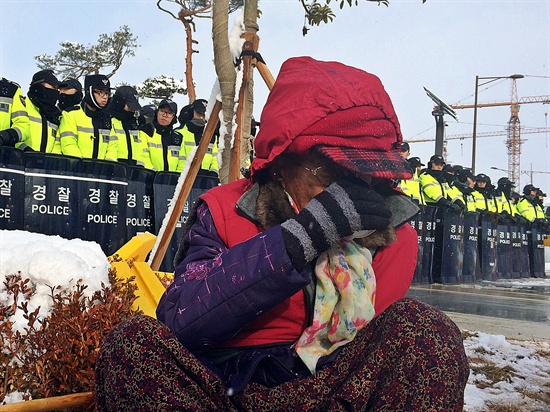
[409,206,424,284]
[510,221,523,279]
[478,212,498,281]
[496,218,513,279]
[520,225,531,278]
[462,211,479,283]
[153,172,218,273]
[0,147,25,230]
[125,166,155,241]
[24,152,81,239]
[431,205,448,284]
[195,173,219,191]
[76,159,127,256]
[529,220,547,278]
[419,205,437,284]
[439,207,464,284]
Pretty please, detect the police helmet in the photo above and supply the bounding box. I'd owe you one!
[523,184,539,195]
[497,177,515,187]
[429,154,445,165]
[475,173,491,183]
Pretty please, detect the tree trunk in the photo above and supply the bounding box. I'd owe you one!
[241,0,259,172]
[212,0,237,184]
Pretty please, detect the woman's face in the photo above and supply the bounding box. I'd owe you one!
[273,153,337,211]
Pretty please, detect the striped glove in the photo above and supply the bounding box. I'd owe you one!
[281,179,392,270]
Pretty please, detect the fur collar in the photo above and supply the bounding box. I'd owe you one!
[237,181,419,251]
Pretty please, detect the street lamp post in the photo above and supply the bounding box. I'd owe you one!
[471,74,524,174]
[491,165,550,189]
[521,163,550,185]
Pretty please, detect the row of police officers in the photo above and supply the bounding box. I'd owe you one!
[398,143,547,225]
[397,142,548,281]
[0,71,219,178]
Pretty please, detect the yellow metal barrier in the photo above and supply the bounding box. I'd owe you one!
[109,232,173,318]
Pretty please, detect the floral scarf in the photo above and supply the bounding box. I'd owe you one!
[295,239,377,374]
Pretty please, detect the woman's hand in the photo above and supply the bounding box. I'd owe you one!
[281,178,392,269]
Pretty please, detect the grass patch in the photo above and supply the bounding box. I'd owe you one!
[471,361,517,387]
[462,330,478,340]
[517,385,550,405]
[483,402,524,412]
[474,346,495,356]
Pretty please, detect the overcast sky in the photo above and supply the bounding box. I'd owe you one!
[1,0,549,192]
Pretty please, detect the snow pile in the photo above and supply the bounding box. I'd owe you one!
[463,332,550,411]
[0,230,110,333]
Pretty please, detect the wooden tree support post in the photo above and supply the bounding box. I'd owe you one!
[254,59,275,91]
[148,100,222,271]
[0,391,94,412]
[229,40,254,182]
[229,32,275,182]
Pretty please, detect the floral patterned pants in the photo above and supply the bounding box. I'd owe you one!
[94,298,468,411]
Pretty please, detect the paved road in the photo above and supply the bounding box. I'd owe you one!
[405,280,550,341]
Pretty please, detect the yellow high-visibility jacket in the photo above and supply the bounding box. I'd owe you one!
[419,170,449,204]
[57,105,117,160]
[140,123,184,172]
[177,123,219,174]
[450,183,477,211]
[535,204,547,220]
[516,197,545,221]
[472,189,497,212]
[399,169,424,204]
[463,191,477,212]
[112,117,147,167]
[447,183,465,205]
[17,98,60,153]
[495,192,517,216]
[0,78,29,144]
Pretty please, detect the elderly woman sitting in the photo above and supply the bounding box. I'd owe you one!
[95,57,468,411]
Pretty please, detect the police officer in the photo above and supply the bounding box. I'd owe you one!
[108,86,146,167]
[20,70,61,153]
[443,164,467,211]
[516,184,546,222]
[0,77,29,147]
[472,174,497,213]
[453,168,477,211]
[419,154,459,211]
[399,141,410,159]
[57,78,83,112]
[400,156,424,204]
[58,74,117,161]
[138,104,156,127]
[176,99,219,177]
[494,177,517,219]
[510,192,520,205]
[534,189,547,222]
[141,99,184,172]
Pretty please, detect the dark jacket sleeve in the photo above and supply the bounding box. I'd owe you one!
[156,202,312,352]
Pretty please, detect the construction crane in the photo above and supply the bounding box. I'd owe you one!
[448,91,550,185]
[408,127,550,177]
[408,127,550,143]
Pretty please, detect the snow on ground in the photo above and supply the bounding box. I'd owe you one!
[0,230,110,333]
[1,230,549,410]
[463,332,550,411]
